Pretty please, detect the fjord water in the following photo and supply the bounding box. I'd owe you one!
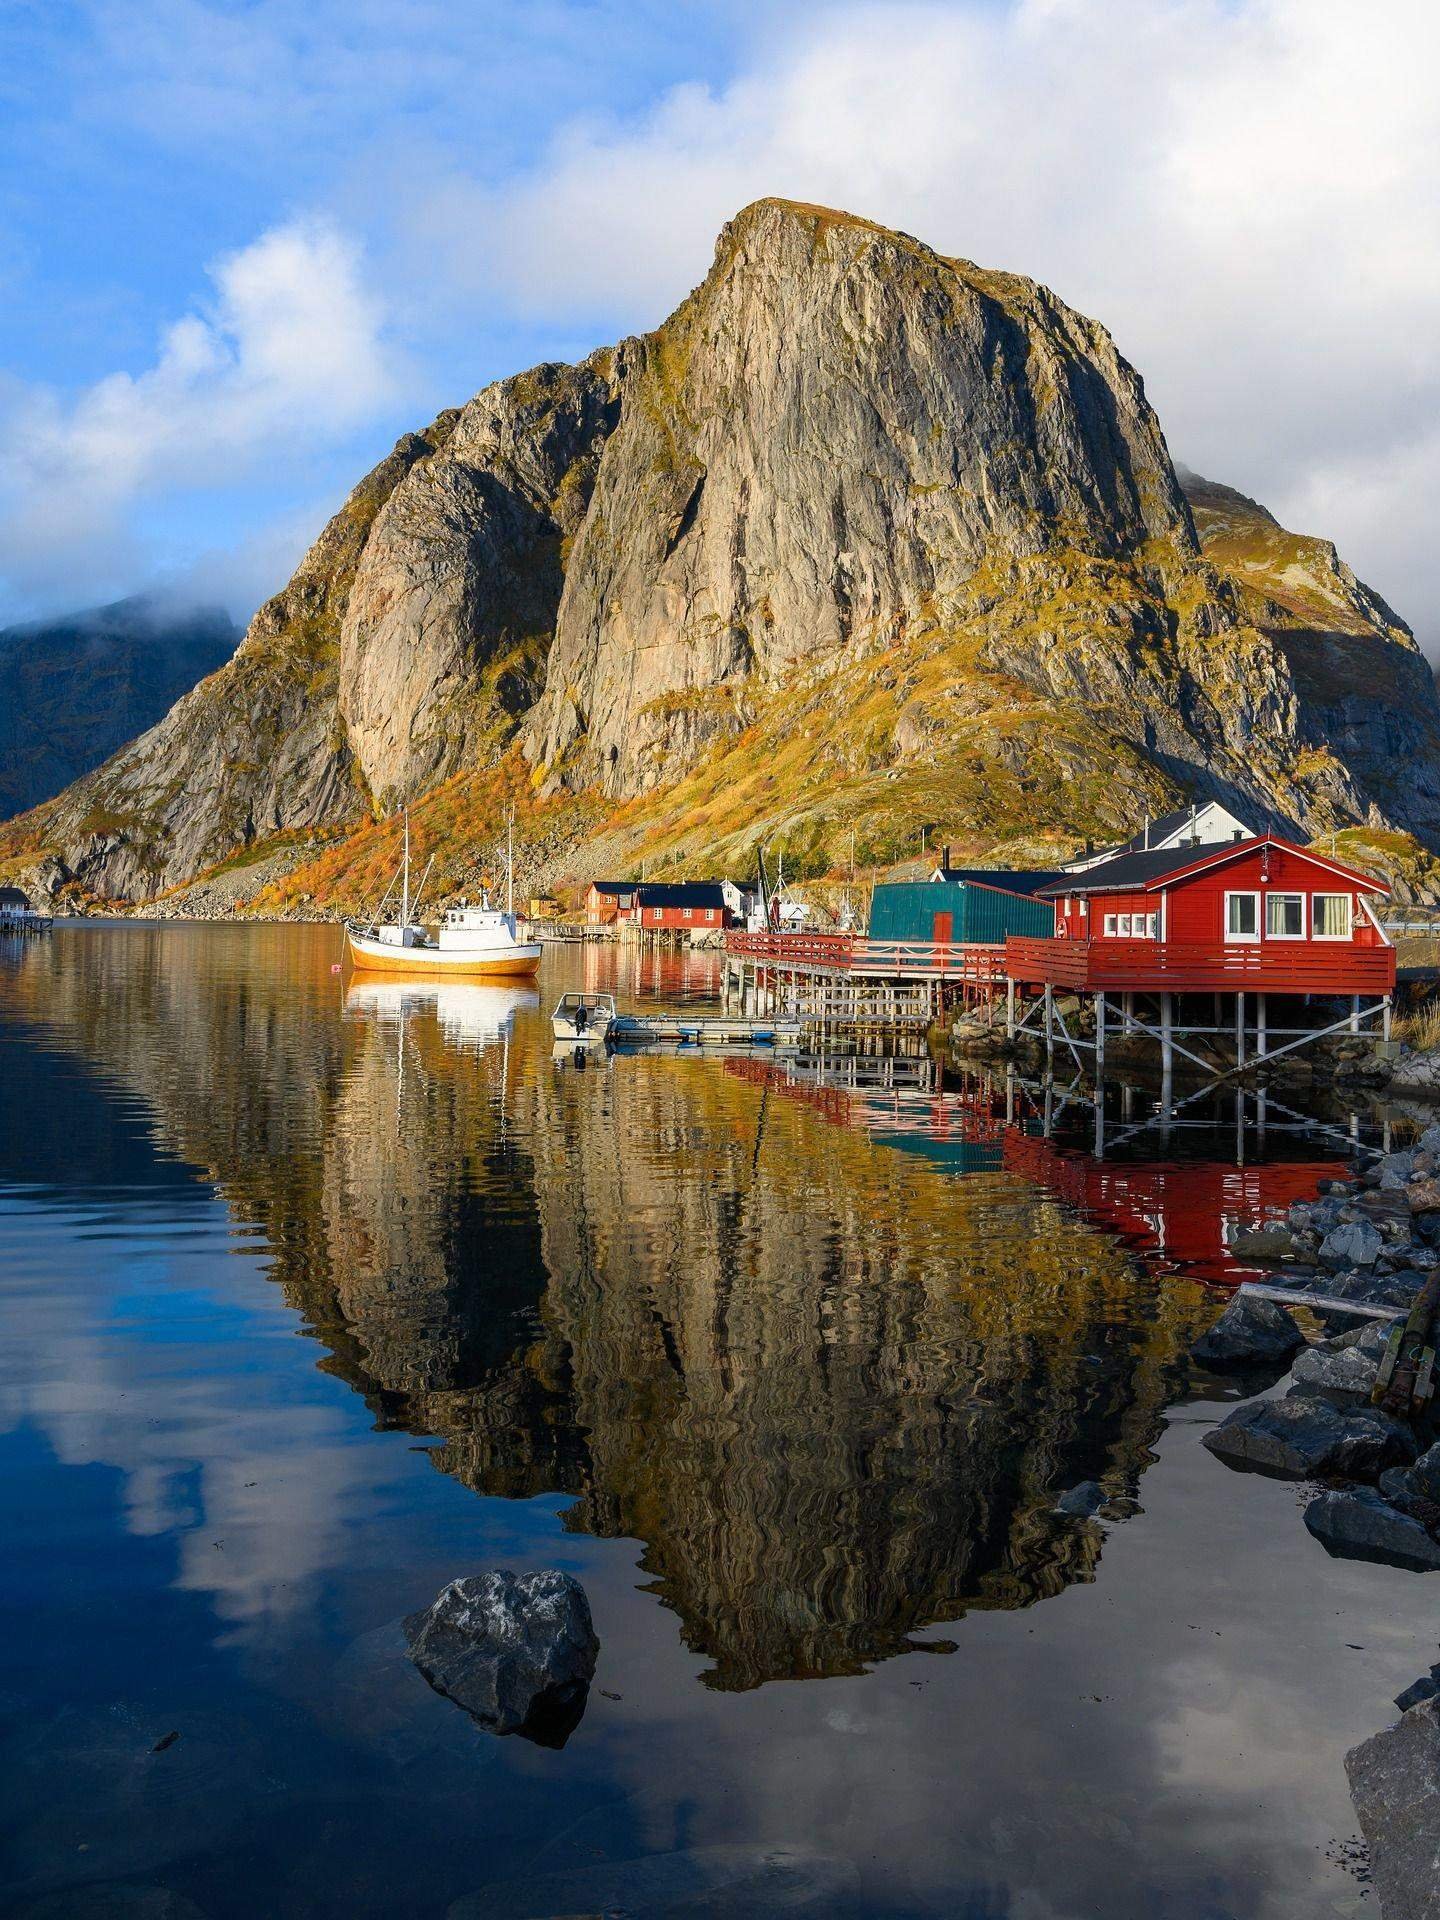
[0,926,1432,1919]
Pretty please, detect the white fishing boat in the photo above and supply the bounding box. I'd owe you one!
[551,991,616,1043]
[344,813,542,978]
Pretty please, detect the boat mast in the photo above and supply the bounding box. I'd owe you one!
[401,809,410,928]
[506,812,515,919]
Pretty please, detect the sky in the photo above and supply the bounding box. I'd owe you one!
[0,0,1436,648]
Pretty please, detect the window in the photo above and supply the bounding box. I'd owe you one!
[682,907,693,920]
[1117,913,1132,936]
[1103,913,1117,937]
[1266,892,1304,939]
[705,909,715,922]
[1079,898,1088,917]
[1141,912,1159,939]
[1062,896,1073,917]
[1314,893,1352,939]
[1226,892,1259,942]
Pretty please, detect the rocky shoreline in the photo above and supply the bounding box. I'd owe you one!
[1191,1130,1440,1917]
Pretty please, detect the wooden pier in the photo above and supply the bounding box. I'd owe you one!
[608,1012,802,1047]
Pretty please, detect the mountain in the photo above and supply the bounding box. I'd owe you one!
[0,595,235,822]
[5,197,1437,907]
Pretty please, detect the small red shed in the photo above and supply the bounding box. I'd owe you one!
[1008,834,1394,994]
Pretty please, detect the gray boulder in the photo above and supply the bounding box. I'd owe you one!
[1348,1698,1440,1920]
[1379,1150,1419,1189]
[404,1570,599,1746]
[1290,1339,1382,1407]
[1202,1395,1416,1480]
[1190,1293,1305,1371]
[1305,1489,1440,1570]
[1320,1220,1384,1268]
[1226,1224,1298,1261]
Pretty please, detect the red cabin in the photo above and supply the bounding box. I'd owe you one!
[634,881,732,930]
[1007,835,1394,995]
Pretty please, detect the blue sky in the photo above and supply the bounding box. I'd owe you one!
[1,0,1436,647]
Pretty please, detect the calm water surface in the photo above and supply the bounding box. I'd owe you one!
[0,924,1433,1918]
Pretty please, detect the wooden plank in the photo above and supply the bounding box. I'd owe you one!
[1236,1281,1405,1322]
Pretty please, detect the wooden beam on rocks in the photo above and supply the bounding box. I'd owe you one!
[1237,1282,1406,1324]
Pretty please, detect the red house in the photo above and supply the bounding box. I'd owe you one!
[1007,835,1394,996]
[586,881,638,925]
[634,881,732,930]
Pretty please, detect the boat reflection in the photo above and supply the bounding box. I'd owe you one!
[345,977,537,1051]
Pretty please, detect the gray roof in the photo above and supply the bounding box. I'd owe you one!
[934,868,1062,897]
[635,882,728,908]
[1038,841,1243,897]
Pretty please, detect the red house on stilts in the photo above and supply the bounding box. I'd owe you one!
[1004,834,1395,1070]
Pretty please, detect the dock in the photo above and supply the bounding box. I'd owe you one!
[608,1013,801,1048]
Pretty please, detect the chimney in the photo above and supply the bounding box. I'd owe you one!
[1143,813,1150,850]
[942,843,952,872]
[1233,829,1243,842]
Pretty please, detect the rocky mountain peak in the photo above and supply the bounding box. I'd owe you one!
[4,199,1438,907]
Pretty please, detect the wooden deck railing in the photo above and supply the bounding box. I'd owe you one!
[725,930,1006,981]
[1004,936,1396,994]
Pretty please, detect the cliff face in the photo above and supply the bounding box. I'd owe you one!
[12,420,459,899]
[338,353,623,808]
[8,196,1438,902]
[0,596,235,820]
[526,200,1196,794]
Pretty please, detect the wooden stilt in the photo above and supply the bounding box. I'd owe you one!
[1236,990,1246,1070]
[1095,991,1106,1079]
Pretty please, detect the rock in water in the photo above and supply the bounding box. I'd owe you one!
[404,1570,599,1746]
[1190,1293,1305,1371]
[1201,1395,1415,1480]
[1347,1697,1440,1920]
[1304,1490,1440,1571]
[1290,1339,1382,1406]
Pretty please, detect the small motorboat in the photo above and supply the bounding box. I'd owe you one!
[551,992,616,1043]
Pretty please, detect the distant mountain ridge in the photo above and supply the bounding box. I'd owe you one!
[0,596,236,822]
[4,197,1436,907]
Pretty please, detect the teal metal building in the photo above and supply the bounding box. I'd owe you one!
[867,871,1058,944]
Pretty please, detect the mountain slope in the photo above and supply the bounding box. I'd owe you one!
[0,596,235,820]
[5,196,1437,906]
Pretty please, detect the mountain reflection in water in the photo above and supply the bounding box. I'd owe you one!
[0,923,1305,1696]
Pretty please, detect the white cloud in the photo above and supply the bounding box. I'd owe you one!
[0,219,395,619]
[414,0,1440,645]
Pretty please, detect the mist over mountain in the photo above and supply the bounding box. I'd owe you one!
[0,595,236,822]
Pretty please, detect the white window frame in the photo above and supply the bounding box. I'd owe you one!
[682,907,693,921]
[1225,890,1260,943]
[1103,912,1117,937]
[1312,892,1353,941]
[1079,897,1088,918]
[1265,891,1306,941]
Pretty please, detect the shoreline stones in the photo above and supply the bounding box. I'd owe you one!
[1304,1488,1440,1570]
[1346,1697,1440,1920]
[1190,1292,1305,1372]
[404,1569,599,1748]
[1202,1394,1415,1480]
